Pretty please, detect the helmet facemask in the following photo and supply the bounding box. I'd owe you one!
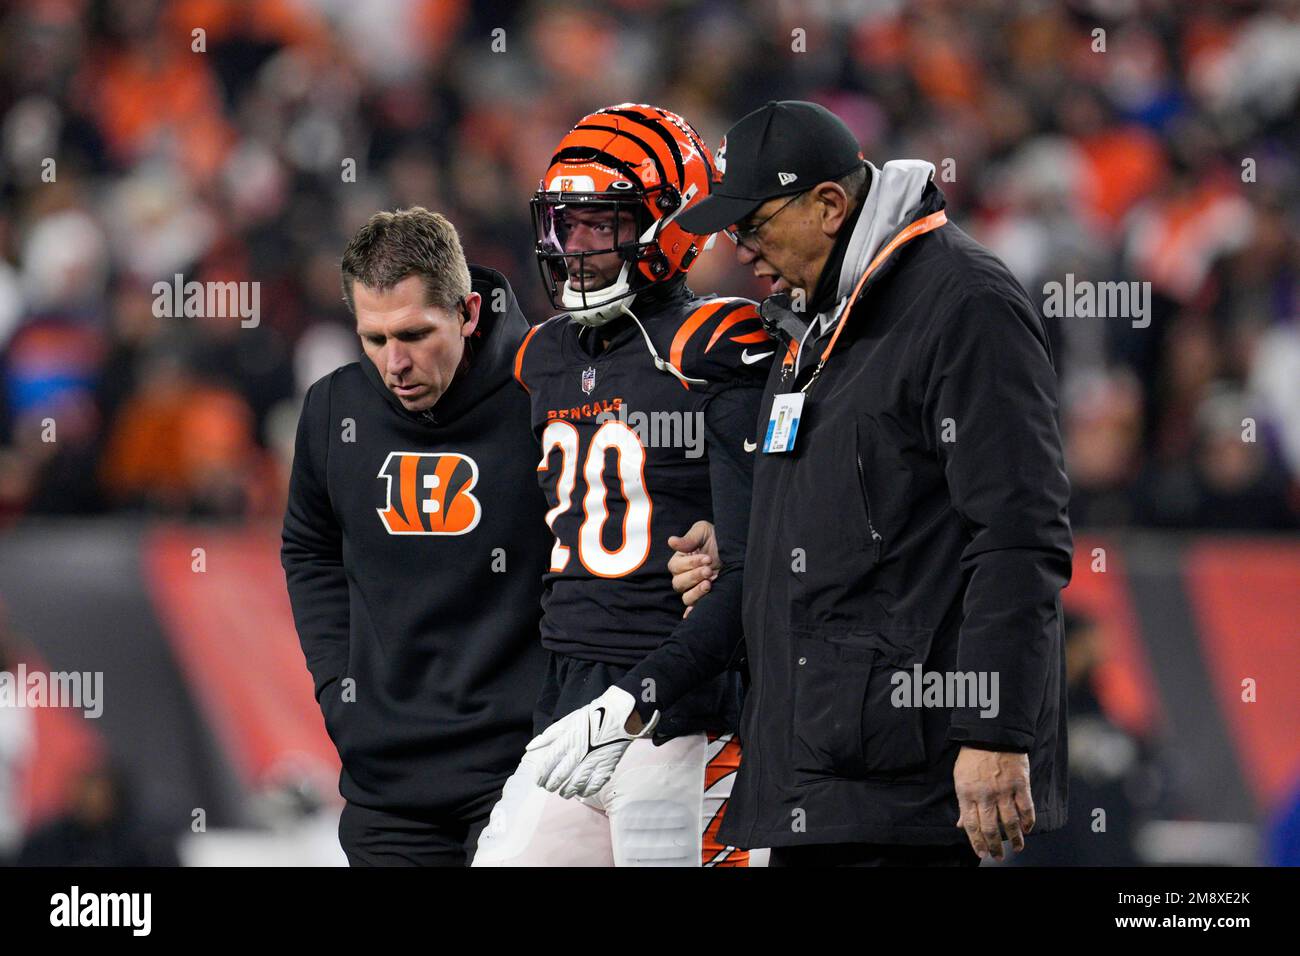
[532,183,683,328]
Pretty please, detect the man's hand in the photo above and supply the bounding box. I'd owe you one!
[667,520,719,618]
[953,746,1035,861]
[525,686,659,799]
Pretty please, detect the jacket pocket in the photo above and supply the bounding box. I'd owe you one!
[791,627,930,780]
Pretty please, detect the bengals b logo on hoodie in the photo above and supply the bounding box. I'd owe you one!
[377,451,482,535]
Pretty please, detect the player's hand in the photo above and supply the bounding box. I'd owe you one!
[667,520,719,618]
[525,686,660,799]
[953,746,1036,861]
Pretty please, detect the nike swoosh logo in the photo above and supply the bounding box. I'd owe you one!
[593,706,606,731]
[743,439,757,453]
[741,349,775,365]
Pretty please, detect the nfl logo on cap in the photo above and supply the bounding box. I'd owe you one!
[581,366,596,395]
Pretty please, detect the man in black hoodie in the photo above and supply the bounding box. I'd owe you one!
[281,207,551,866]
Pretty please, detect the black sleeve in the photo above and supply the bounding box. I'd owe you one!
[280,376,351,705]
[615,382,762,718]
[921,284,1073,751]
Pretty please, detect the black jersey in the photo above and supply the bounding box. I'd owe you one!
[515,282,775,668]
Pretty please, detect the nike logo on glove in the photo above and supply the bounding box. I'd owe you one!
[526,686,661,799]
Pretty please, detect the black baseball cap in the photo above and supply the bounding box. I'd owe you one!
[678,100,866,236]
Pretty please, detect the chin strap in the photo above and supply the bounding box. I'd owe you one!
[563,260,634,328]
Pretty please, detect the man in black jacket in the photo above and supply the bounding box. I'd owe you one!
[561,101,1074,867]
[281,207,551,865]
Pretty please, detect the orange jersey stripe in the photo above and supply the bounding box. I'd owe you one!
[669,299,729,372]
[705,303,760,352]
[514,322,544,393]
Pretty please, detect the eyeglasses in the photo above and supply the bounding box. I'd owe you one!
[724,192,806,249]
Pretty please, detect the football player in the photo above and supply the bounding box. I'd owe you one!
[471,104,774,866]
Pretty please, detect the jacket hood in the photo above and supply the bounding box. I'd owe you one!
[361,264,531,426]
[836,159,937,303]
[788,160,943,374]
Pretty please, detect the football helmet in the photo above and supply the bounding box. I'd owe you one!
[532,103,718,327]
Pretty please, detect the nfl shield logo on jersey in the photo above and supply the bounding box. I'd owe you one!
[581,366,596,395]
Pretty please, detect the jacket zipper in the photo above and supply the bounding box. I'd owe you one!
[856,452,884,559]
[741,448,795,844]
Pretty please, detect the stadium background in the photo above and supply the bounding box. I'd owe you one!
[0,0,1296,866]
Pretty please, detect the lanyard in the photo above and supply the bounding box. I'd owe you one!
[780,209,948,394]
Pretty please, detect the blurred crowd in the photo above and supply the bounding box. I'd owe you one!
[0,0,1297,528]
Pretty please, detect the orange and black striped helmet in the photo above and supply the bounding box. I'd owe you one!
[532,103,717,323]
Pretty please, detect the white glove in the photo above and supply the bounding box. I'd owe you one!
[525,686,660,799]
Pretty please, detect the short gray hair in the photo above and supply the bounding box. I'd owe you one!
[794,162,869,216]
[836,162,870,204]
